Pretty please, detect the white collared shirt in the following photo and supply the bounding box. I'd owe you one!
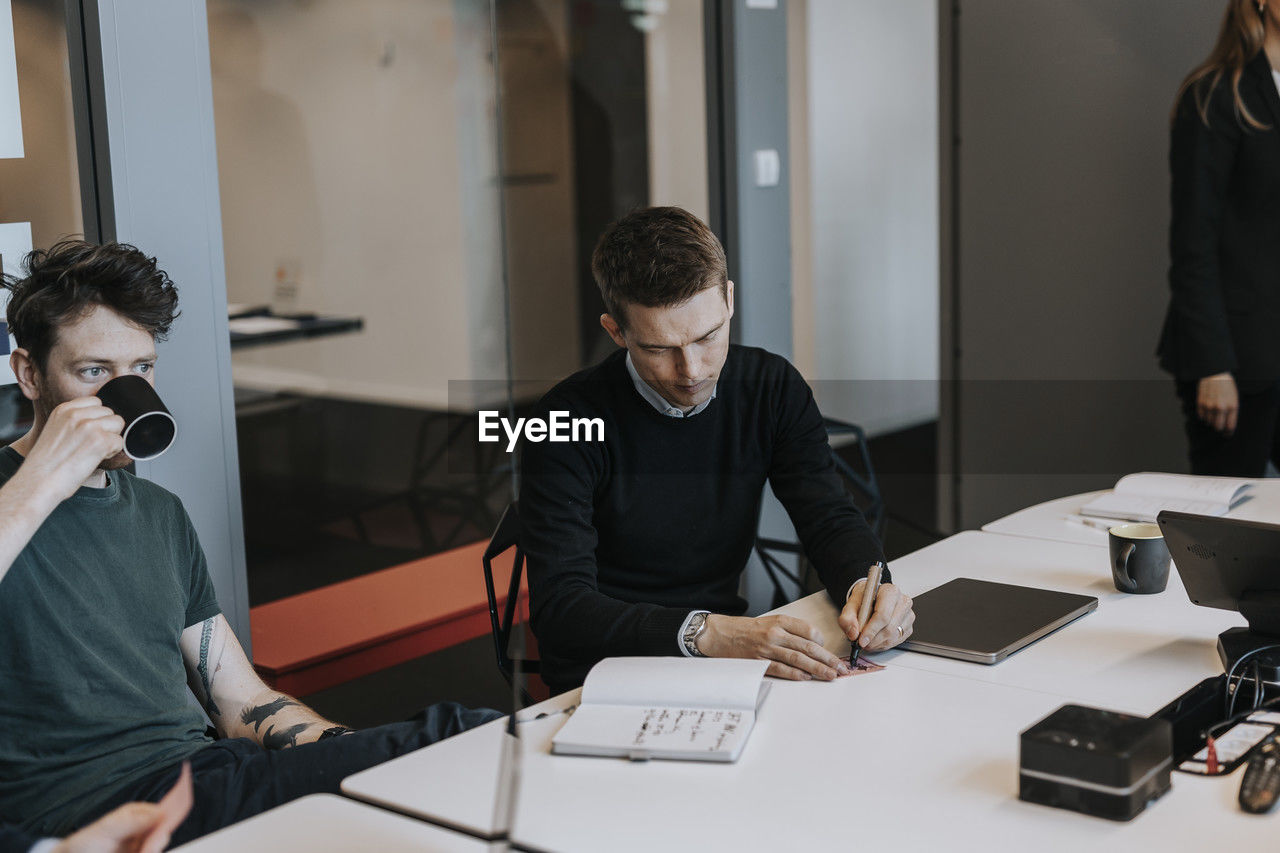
[625,353,718,418]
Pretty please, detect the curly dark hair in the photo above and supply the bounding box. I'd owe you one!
[591,206,728,330]
[3,240,180,371]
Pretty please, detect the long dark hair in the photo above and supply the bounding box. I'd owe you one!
[1174,0,1269,129]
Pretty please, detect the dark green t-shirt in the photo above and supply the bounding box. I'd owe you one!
[0,447,221,834]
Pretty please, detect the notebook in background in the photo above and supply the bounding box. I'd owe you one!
[1079,473,1251,523]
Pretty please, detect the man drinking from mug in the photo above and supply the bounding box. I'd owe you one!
[0,241,499,846]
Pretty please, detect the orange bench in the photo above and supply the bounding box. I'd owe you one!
[250,541,522,696]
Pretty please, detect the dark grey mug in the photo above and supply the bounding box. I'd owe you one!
[95,375,177,461]
[1108,523,1171,594]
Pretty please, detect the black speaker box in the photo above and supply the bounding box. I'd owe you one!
[1019,704,1172,821]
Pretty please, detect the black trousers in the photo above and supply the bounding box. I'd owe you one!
[1175,380,1280,477]
[81,702,501,846]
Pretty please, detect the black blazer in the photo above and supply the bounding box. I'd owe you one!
[1158,51,1280,388]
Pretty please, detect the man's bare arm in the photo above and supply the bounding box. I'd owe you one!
[0,398,126,586]
[179,614,349,747]
[0,476,62,587]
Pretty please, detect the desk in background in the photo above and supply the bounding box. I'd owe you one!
[982,480,1280,548]
[228,307,363,350]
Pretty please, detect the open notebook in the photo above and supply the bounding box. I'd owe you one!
[1079,473,1251,524]
[551,657,771,763]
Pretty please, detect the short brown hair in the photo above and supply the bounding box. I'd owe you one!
[3,240,180,371]
[591,207,728,328]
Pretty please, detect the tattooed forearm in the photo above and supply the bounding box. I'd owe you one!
[197,619,220,717]
[235,691,334,749]
[240,696,302,730]
[261,722,311,750]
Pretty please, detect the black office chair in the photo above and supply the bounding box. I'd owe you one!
[347,410,510,553]
[482,503,543,706]
[755,418,886,610]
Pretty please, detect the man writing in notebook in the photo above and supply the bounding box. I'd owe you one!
[520,207,915,692]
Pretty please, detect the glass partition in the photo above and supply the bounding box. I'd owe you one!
[0,0,87,437]
[209,0,512,604]
[210,0,711,608]
[1,0,718,720]
[497,0,708,382]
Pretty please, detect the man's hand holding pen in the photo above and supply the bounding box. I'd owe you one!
[695,561,915,680]
[840,562,915,659]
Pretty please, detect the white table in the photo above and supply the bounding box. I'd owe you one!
[785,531,1243,713]
[172,794,486,851]
[981,480,1280,548]
[341,529,1275,851]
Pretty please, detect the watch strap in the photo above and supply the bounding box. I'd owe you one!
[318,725,354,740]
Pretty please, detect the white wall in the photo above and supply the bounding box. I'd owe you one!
[646,0,709,221]
[209,0,546,410]
[806,0,939,437]
[210,0,589,409]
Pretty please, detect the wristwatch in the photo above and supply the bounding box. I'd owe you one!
[318,725,353,740]
[682,611,711,657]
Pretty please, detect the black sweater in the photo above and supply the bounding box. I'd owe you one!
[520,345,885,690]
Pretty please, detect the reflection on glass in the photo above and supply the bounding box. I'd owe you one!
[0,0,84,437]
[497,0,707,376]
[208,0,709,637]
[0,0,82,248]
[209,0,512,606]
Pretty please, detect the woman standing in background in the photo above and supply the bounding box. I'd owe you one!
[1159,0,1280,476]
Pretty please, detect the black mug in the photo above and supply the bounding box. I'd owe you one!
[1107,523,1171,594]
[95,375,177,461]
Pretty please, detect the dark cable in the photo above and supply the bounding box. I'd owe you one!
[1224,644,1280,718]
[1253,661,1265,711]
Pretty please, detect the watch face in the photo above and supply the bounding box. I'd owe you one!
[684,612,709,656]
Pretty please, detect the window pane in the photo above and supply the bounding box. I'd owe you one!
[497,0,708,378]
[0,0,85,424]
[209,0,511,607]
